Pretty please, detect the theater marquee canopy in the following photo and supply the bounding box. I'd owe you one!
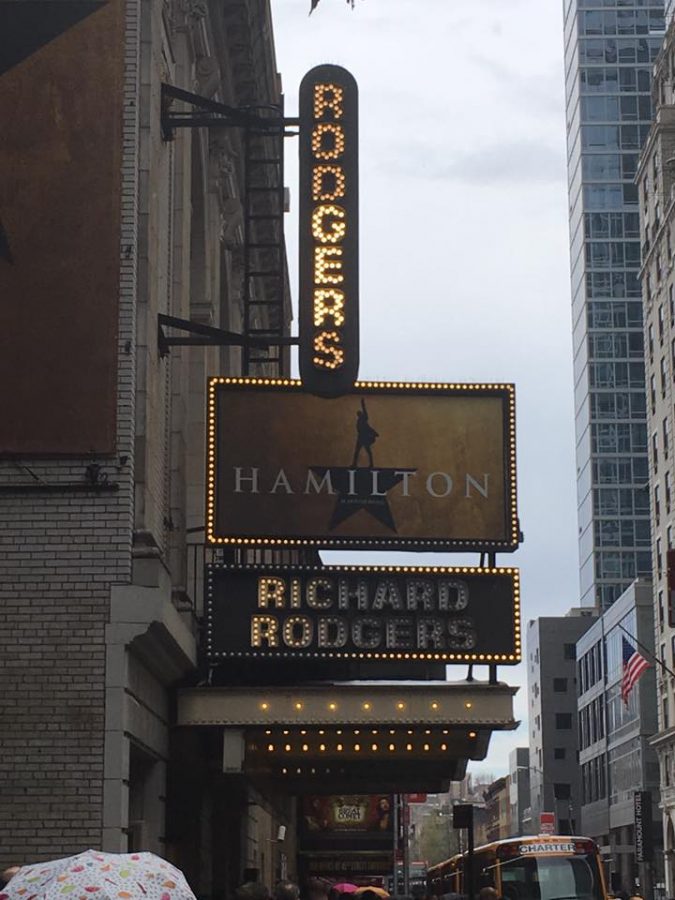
[206,563,521,664]
[206,378,519,551]
[177,681,518,793]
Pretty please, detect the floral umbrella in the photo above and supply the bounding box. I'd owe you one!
[0,850,196,900]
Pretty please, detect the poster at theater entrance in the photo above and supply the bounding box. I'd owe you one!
[300,795,393,851]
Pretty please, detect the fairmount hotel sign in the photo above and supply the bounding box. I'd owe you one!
[206,378,519,552]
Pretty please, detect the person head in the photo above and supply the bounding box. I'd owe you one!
[275,884,300,900]
[358,892,382,900]
[306,879,329,900]
[0,868,20,890]
[479,888,499,900]
[236,883,270,900]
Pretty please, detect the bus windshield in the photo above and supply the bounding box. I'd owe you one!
[499,853,603,900]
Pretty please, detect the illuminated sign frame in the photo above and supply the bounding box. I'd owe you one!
[205,563,521,664]
[206,377,519,552]
[298,64,359,397]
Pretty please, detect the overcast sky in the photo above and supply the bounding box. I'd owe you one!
[272,0,577,778]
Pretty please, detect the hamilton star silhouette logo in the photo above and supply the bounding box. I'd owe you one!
[310,398,416,532]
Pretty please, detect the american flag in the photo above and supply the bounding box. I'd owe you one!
[621,637,649,706]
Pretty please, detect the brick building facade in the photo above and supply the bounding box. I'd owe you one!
[0,0,291,886]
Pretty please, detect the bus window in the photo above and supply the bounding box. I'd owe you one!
[499,853,603,900]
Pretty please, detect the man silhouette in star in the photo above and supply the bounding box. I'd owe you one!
[351,398,379,468]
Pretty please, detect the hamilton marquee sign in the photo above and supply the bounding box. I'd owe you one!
[206,377,519,551]
[205,564,521,664]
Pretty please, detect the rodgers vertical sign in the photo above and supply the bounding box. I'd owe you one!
[299,65,359,397]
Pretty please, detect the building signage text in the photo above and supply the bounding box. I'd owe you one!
[206,564,521,664]
[298,64,359,397]
[206,378,519,552]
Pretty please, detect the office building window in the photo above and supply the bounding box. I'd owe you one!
[554,783,572,800]
[554,677,568,693]
[655,485,661,525]
[554,747,566,760]
[556,713,573,729]
[662,357,668,397]
[564,643,577,660]
[658,537,663,577]
[665,418,671,459]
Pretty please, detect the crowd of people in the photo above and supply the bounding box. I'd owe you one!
[235,879,389,900]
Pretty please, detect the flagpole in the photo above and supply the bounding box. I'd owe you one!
[616,622,675,679]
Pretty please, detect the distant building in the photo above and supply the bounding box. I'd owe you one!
[562,0,665,611]
[484,776,510,843]
[637,16,675,892]
[527,609,597,833]
[576,580,662,894]
[508,747,531,836]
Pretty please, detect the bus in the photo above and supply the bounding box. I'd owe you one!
[427,836,609,900]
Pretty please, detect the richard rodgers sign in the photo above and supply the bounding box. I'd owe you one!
[206,564,521,664]
[298,64,359,398]
[206,377,519,552]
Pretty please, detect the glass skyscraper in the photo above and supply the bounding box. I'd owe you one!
[564,0,665,610]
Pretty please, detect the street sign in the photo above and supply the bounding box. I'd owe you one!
[540,812,555,835]
[634,791,653,862]
[206,377,519,552]
[299,64,359,397]
[206,563,521,664]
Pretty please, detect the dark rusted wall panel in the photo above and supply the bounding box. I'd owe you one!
[0,0,124,455]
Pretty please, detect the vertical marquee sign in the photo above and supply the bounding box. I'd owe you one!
[299,65,359,397]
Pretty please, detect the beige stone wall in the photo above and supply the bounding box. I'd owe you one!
[638,22,675,894]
